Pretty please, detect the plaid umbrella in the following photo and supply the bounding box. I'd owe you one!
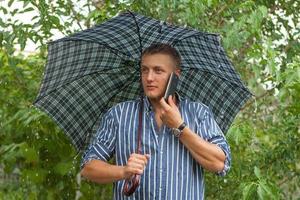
[34,11,252,152]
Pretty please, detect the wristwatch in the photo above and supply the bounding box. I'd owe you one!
[172,122,187,137]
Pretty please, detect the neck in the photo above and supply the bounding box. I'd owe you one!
[148,97,162,112]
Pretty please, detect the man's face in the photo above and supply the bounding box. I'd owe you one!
[141,53,179,101]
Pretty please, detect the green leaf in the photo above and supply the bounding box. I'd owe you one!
[54,161,73,175]
[242,182,257,200]
[50,16,60,27]
[257,184,266,200]
[18,34,27,51]
[31,16,39,21]
[0,7,8,14]
[0,18,5,27]
[23,1,30,8]
[8,0,14,7]
[10,8,19,16]
[19,143,39,163]
[0,32,3,48]
[258,5,268,18]
[0,142,25,155]
[19,7,35,14]
[254,166,262,179]
[23,111,44,126]
[22,169,47,184]
[258,180,279,200]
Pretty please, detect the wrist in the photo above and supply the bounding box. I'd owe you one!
[177,121,187,131]
[174,120,184,129]
[172,121,187,137]
[112,165,126,180]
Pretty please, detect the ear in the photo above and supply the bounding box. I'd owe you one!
[175,67,181,76]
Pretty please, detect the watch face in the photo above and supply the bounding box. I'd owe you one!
[172,128,181,137]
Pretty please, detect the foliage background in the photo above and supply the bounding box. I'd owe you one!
[0,0,299,199]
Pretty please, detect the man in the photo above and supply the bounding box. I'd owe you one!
[80,43,231,200]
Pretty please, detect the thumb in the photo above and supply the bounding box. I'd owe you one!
[145,154,151,160]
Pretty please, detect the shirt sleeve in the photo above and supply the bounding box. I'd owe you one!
[80,108,117,169]
[198,107,231,176]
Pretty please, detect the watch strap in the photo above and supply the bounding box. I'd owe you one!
[178,122,186,132]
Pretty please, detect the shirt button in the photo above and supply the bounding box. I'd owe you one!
[160,151,163,154]
[159,187,162,191]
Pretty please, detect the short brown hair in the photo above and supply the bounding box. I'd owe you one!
[142,43,181,68]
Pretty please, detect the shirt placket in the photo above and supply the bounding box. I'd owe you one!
[157,126,166,200]
[149,113,166,200]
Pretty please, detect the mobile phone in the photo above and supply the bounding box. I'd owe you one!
[163,72,179,101]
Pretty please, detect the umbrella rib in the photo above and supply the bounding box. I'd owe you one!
[127,11,143,59]
[172,32,219,47]
[84,73,141,150]
[172,33,251,92]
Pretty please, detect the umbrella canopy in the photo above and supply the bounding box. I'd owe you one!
[34,11,252,152]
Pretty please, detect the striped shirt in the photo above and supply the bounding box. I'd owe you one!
[81,95,231,200]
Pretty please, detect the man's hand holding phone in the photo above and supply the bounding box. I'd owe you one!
[159,95,183,129]
[159,72,183,129]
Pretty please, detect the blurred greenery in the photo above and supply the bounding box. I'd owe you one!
[0,0,299,199]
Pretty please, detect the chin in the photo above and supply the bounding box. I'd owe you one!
[145,92,163,101]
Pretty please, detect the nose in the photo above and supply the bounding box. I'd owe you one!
[146,71,154,82]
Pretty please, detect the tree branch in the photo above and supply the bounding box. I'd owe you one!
[67,0,83,31]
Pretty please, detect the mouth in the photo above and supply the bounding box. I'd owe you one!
[146,86,157,90]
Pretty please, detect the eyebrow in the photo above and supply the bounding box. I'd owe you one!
[141,64,163,68]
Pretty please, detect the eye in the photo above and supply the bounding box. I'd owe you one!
[155,68,163,73]
[141,67,149,74]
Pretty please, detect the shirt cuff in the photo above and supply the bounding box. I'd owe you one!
[208,136,231,176]
[215,143,231,176]
[80,141,113,169]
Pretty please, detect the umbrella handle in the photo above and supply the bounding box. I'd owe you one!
[122,96,144,196]
[123,174,141,196]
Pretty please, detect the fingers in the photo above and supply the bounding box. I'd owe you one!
[159,97,170,109]
[125,153,150,177]
[128,154,148,167]
[160,96,177,111]
[167,95,178,108]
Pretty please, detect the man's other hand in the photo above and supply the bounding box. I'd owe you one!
[123,153,150,179]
